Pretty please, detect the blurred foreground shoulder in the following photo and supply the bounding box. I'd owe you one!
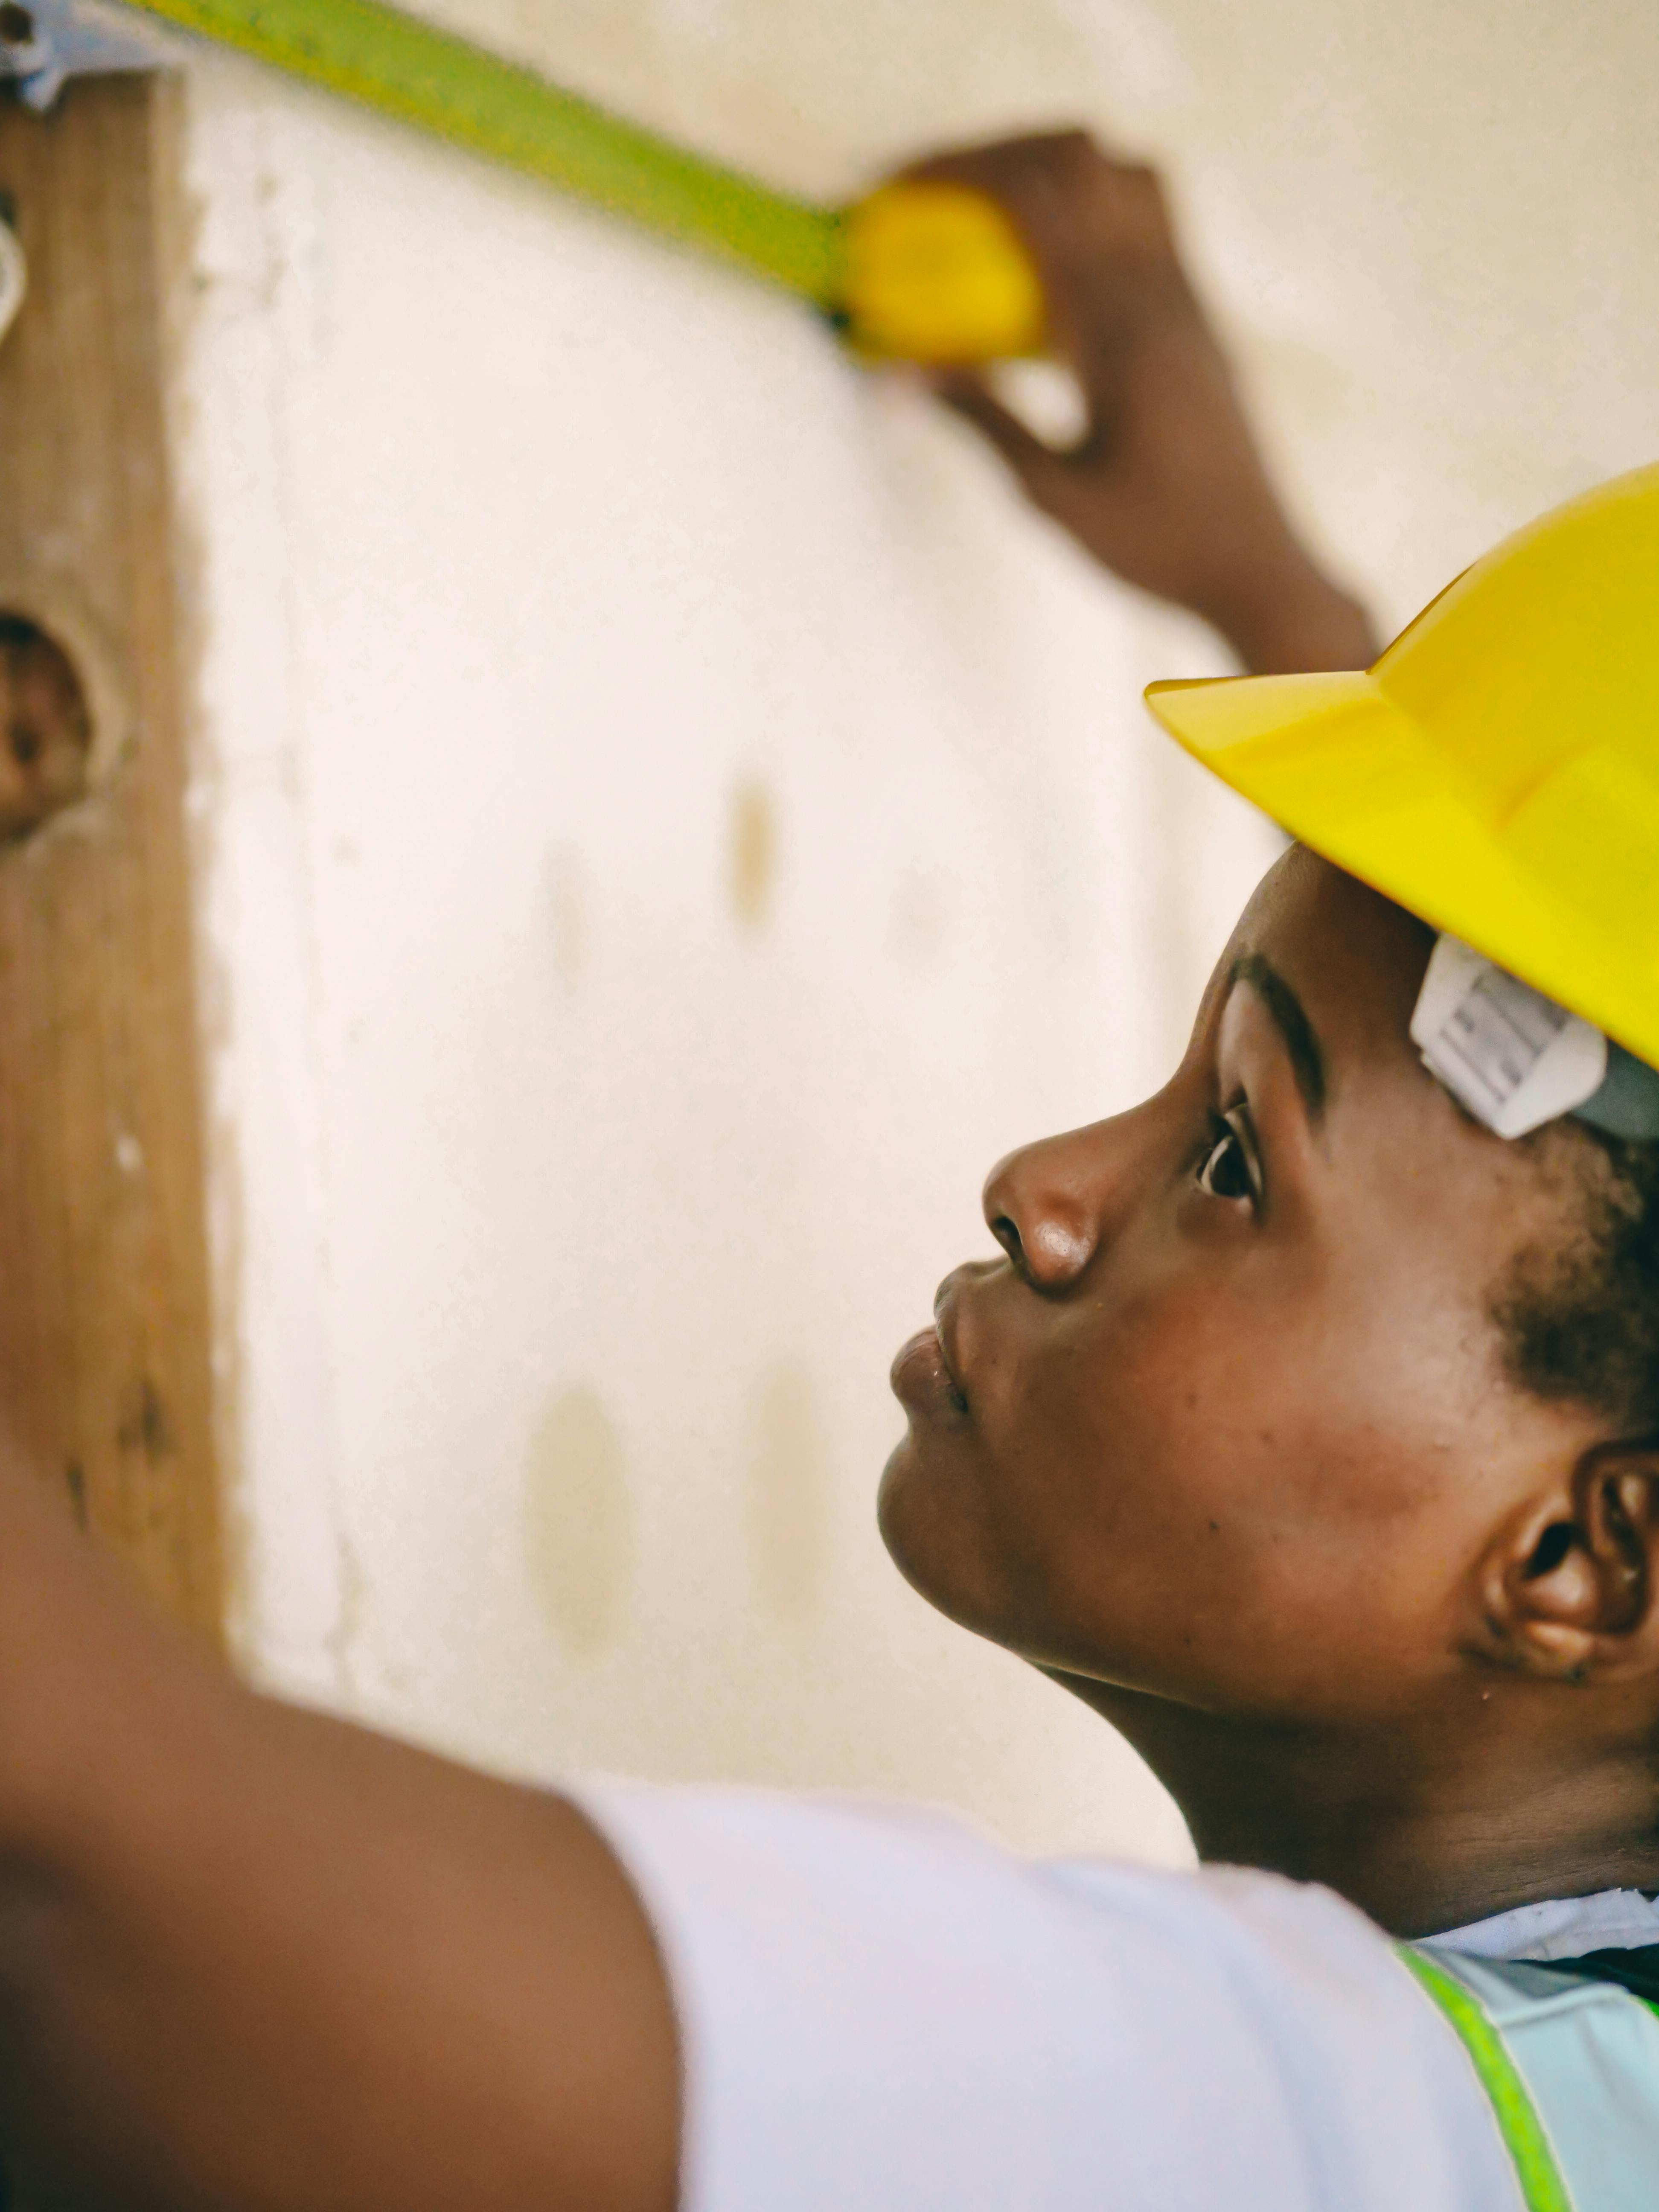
[575,1779,1516,2212]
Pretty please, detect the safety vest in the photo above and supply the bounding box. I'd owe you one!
[1403,1944,1659,2211]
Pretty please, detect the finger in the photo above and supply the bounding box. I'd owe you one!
[899,133,1115,275]
[899,130,1106,194]
[1002,154,1174,282]
[897,134,1169,262]
[892,137,1179,370]
[929,370,1071,497]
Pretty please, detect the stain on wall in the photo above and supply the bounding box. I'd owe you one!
[727,777,777,933]
[524,1384,633,1655]
[747,1360,832,1622]
[546,843,588,992]
[888,864,952,966]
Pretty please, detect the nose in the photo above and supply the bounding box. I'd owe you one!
[981,1117,1141,1291]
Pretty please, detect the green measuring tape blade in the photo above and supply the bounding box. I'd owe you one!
[128,0,845,302]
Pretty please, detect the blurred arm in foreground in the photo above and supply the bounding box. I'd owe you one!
[0,1461,678,2209]
[913,133,1380,675]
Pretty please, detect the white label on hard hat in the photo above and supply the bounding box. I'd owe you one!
[1410,935,1609,1139]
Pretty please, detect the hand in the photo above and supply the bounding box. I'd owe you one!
[907,134,1377,673]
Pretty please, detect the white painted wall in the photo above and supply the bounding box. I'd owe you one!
[168,0,1659,1860]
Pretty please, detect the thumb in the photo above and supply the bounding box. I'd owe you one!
[929,370,1069,504]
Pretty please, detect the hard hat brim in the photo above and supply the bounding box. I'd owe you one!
[1143,669,1659,1076]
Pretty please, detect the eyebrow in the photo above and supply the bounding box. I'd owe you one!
[1228,954,1327,1122]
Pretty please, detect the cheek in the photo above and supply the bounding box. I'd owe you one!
[972,1262,1491,1703]
[919,1280,1272,1666]
[882,1215,1516,1714]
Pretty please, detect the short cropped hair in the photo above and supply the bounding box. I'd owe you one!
[1495,1127,1659,1438]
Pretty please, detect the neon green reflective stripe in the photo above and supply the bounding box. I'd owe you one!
[1399,1948,1575,2212]
[128,0,845,301]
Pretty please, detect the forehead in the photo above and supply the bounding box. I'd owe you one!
[1224,848,1438,1091]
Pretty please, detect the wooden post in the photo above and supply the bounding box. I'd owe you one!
[0,76,222,1641]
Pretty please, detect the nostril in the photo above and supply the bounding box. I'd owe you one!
[990,1214,1024,1267]
[1525,1523,1575,1579]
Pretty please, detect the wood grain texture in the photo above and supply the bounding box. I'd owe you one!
[0,78,222,1640]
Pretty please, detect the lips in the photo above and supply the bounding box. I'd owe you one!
[930,1298,971,1412]
[889,1324,969,1417]
[938,1318,973,1407]
[892,1264,973,1415]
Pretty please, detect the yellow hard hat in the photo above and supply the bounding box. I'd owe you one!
[1143,463,1659,1078]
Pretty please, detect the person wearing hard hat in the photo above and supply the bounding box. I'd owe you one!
[1,134,1657,2212]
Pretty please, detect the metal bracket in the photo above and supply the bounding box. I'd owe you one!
[0,0,164,112]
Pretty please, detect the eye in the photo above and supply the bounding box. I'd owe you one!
[1197,1109,1261,1204]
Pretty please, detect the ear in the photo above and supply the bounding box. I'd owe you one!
[1486,1444,1659,1682]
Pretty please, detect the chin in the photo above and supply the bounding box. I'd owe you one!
[879,1431,1159,1688]
[876,1432,1020,1647]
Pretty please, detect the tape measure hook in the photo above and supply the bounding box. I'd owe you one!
[0,0,163,110]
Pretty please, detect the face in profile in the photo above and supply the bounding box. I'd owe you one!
[879,846,1617,1731]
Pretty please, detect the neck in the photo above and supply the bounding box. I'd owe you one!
[1047,1669,1659,1936]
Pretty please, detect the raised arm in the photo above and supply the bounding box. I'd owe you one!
[0,1461,678,2210]
[912,133,1379,675]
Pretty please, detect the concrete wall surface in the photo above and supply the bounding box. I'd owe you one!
[167,0,1659,1859]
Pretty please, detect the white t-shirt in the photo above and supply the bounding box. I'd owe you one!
[1424,1884,1659,1961]
[574,1780,1531,2212]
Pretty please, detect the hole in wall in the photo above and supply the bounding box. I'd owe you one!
[0,612,94,841]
